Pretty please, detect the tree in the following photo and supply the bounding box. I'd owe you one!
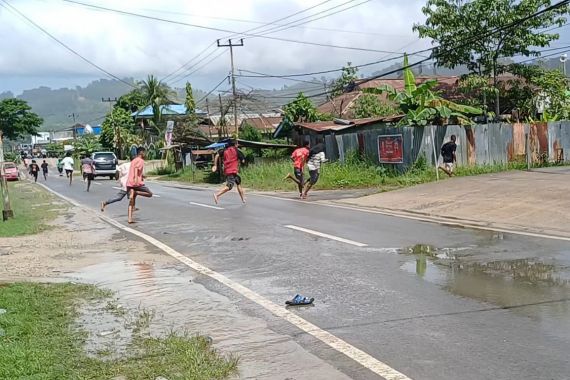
[138,75,175,128]
[73,134,102,157]
[115,88,147,113]
[365,55,482,126]
[100,107,140,157]
[353,94,397,118]
[414,0,568,117]
[241,123,262,142]
[283,93,319,123]
[331,62,359,97]
[185,82,196,117]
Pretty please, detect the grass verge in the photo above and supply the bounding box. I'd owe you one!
[0,282,238,380]
[0,181,62,237]
[151,157,542,192]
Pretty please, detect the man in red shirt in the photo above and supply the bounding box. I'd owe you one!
[284,141,310,197]
[127,147,153,224]
[212,140,246,204]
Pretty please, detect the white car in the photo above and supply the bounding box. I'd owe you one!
[91,152,118,179]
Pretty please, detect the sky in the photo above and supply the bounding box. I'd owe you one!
[0,0,435,95]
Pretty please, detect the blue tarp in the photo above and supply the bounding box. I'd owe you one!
[205,142,227,149]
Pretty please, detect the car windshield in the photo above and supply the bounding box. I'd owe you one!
[4,163,16,169]
[93,153,115,161]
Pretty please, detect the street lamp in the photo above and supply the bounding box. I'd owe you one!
[560,53,567,77]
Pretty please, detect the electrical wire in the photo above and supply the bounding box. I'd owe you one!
[1,0,136,88]
[170,49,228,86]
[195,76,231,105]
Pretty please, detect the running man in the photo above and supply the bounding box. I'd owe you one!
[284,142,310,197]
[29,160,40,183]
[439,135,457,177]
[41,160,48,181]
[61,152,74,185]
[80,154,95,192]
[101,160,131,212]
[56,157,64,176]
[127,147,153,224]
[302,143,326,199]
[212,140,246,204]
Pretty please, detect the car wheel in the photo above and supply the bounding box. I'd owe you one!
[109,175,115,180]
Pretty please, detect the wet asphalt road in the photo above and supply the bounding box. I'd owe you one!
[41,174,570,380]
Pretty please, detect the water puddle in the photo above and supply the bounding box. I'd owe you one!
[400,244,570,339]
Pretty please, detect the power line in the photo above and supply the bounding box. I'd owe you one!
[60,0,402,54]
[170,49,228,86]
[196,76,231,105]
[163,42,217,82]
[1,0,136,88]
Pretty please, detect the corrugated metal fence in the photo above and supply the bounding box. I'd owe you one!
[324,121,570,169]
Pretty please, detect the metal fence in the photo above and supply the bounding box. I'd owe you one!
[323,122,570,169]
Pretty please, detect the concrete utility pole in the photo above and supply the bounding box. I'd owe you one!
[217,39,244,143]
[205,98,212,138]
[0,132,14,221]
[102,97,120,157]
[68,113,78,140]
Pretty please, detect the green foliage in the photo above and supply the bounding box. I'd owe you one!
[100,107,140,155]
[185,82,196,116]
[3,151,20,163]
[240,122,262,142]
[353,94,397,118]
[414,0,568,115]
[115,88,146,113]
[283,92,319,122]
[46,142,64,157]
[0,98,43,140]
[331,62,359,96]
[138,75,175,128]
[73,134,102,157]
[365,55,482,126]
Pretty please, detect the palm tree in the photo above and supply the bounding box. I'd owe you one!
[138,75,175,130]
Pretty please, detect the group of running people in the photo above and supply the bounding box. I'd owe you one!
[284,141,326,199]
[24,158,49,183]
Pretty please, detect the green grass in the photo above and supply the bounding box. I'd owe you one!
[151,157,544,192]
[0,182,62,237]
[0,282,238,380]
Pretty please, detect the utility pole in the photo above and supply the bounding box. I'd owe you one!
[102,97,120,157]
[205,98,212,138]
[68,113,78,140]
[0,131,14,221]
[218,94,226,137]
[217,39,244,143]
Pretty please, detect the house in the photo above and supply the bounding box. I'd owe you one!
[239,113,282,135]
[131,104,207,119]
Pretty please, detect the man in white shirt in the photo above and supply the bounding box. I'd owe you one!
[101,161,130,212]
[61,152,75,186]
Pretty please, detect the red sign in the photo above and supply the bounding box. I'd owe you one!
[378,134,403,163]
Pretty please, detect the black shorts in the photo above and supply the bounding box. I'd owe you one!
[225,174,241,190]
[83,173,94,180]
[309,169,320,185]
[65,169,73,175]
[294,168,304,182]
[127,185,152,196]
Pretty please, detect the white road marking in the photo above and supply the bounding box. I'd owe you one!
[284,225,368,247]
[38,183,411,380]
[154,194,161,198]
[189,201,223,210]
[112,186,122,190]
[93,182,102,186]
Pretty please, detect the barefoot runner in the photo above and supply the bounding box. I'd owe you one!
[212,140,246,204]
[29,160,40,183]
[101,160,131,212]
[80,154,95,192]
[41,160,48,181]
[438,135,457,177]
[61,151,74,186]
[284,142,310,197]
[302,143,326,199]
[127,147,152,224]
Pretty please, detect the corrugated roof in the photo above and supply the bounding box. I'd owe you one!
[132,104,206,118]
[295,116,402,133]
[241,116,282,131]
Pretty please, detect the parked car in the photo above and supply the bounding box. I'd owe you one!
[2,162,19,181]
[91,152,118,180]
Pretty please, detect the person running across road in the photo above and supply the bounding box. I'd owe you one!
[439,135,457,177]
[80,154,95,192]
[29,160,40,183]
[302,143,326,199]
[41,160,48,181]
[101,161,131,212]
[284,141,310,197]
[61,152,74,185]
[127,147,153,224]
[56,157,64,176]
[212,140,246,204]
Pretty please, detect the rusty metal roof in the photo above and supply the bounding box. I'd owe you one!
[295,116,402,133]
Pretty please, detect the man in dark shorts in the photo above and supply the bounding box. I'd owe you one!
[302,143,326,199]
[61,151,74,185]
[212,140,246,204]
[127,147,153,224]
[29,160,40,183]
[80,154,95,192]
[41,160,48,181]
[439,134,457,177]
[284,142,310,197]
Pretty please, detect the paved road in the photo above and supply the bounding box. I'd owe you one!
[40,173,570,380]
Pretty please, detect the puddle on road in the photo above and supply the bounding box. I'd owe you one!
[399,244,570,339]
[69,259,350,379]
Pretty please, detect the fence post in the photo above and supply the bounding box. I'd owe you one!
[431,126,439,181]
[525,132,531,171]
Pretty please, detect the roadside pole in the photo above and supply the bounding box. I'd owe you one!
[102,97,119,157]
[431,126,440,181]
[0,132,14,221]
[217,39,244,143]
[525,132,531,171]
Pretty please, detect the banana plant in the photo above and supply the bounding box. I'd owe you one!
[364,54,482,126]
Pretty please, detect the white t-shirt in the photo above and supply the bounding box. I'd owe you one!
[307,152,326,171]
[61,156,74,171]
[117,162,131,191]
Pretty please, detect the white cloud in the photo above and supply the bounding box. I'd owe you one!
[0,0,432,93]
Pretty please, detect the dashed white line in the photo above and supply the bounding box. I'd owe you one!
[112,186,122,190]
[92,182,102,186]
[189,201,223,210]
[38,182,411,380]
[284,225,368,247]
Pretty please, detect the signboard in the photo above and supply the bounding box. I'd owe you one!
[165,120,174,147]
[378,134,403,163]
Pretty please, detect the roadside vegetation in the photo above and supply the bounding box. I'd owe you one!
[0,282,238,380]
[0,182,61,237]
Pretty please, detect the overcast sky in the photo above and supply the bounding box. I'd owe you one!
[1,0,569,95]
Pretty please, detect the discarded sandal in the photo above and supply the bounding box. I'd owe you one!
[285,294,314,306]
